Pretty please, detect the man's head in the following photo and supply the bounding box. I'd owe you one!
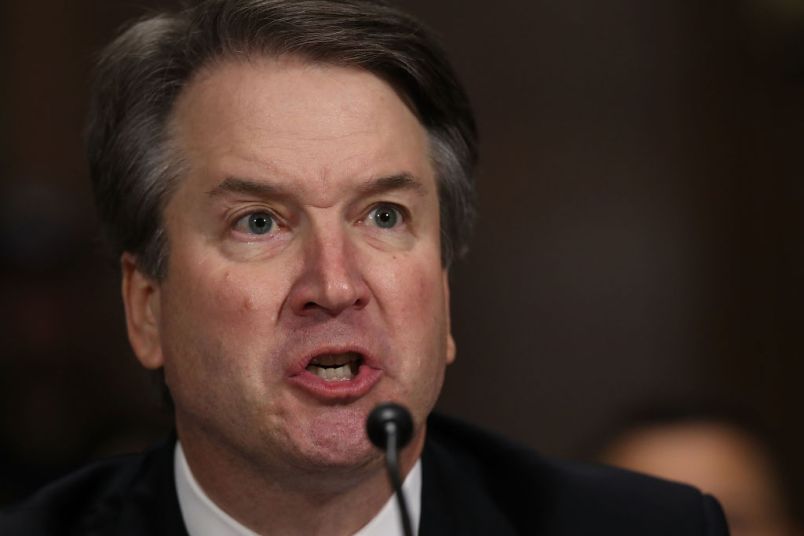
[87,0,477,280]
[87,0,476,480]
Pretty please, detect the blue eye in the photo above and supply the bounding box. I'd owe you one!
[236,212,274,235]
[369,205,401,229]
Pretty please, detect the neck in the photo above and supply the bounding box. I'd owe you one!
[177,424,425,536]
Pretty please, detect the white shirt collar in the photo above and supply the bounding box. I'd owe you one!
[174,441,422,536]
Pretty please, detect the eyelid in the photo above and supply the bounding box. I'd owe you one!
[374,200,407,214]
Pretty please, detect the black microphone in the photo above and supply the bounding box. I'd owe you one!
[367,403,415,536]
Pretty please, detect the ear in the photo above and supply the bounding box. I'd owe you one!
[443,270,456,365]
[121,253,165,369]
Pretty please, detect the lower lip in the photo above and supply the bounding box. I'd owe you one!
[287,363,383,401]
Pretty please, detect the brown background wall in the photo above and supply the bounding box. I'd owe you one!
[1,0,802,508]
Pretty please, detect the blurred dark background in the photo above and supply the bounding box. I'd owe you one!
[1,0,802,514]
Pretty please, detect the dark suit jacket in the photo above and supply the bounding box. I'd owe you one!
[1,413,728,535]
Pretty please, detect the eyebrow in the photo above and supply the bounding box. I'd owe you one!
[207,177,287,198]
[206,173,426,199]
[355,173,427,197]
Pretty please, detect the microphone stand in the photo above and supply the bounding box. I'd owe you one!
[367,403,415,536]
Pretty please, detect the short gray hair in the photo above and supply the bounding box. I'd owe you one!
[87,0,477,278]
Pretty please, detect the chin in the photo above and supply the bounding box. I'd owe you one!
[287,407,382,470]
[286,437,382,481]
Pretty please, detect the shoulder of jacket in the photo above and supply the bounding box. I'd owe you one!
[0,439,174,535]
[424,413,726,535]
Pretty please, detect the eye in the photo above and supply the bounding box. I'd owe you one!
[234,211,275,235]
[367,204,403,229]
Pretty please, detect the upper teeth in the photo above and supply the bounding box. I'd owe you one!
[307,353,361,381]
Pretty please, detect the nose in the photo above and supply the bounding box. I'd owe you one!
[287,225,370,317]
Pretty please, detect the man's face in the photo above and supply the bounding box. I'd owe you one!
[124,57,455,474]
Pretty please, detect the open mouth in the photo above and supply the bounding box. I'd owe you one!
[305,352,363,381]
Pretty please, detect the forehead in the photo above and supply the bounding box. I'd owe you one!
[168,55,433,199]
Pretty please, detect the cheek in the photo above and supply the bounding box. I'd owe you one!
[380,268,442,326]
[393,270,450,422]
[158,263,290,418]
[159,258,288,370]
[377,256,450,367]
[215,270,283,321]
[181,253,285,314]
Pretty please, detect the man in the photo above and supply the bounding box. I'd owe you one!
[1,0,728,534]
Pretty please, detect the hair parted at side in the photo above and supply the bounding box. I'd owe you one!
[87,0,478,279]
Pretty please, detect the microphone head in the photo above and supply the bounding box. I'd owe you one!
[366,402,414,450]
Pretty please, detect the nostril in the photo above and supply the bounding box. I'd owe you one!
[302,296,364,310]
[290,270,371,316]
